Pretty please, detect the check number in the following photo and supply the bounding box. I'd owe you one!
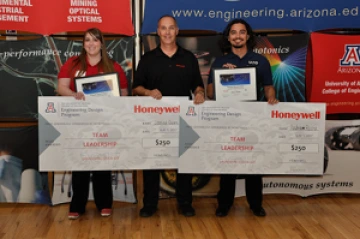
[279,144,319,153]
[143,138,178,148]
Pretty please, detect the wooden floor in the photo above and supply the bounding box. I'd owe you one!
[1,185,360,239]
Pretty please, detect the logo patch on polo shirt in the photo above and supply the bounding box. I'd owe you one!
[75,70,86,77]
[176,64,185,68]
[248,61,258,65]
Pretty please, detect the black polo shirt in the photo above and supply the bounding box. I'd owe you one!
[208,50,273,101]
[133,45,204,98]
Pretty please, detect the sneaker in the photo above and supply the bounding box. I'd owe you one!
[139,206,157,217]
[179,204,195,217]
[68,212,80,220]
[215,205,231,217]
[251,207,266,217]
[100,208,112,217]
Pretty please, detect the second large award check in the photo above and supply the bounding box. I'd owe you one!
[39,97,181,171]
[179,101,326,175]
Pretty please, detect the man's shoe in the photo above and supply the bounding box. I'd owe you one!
[179,204,195,217]
[139,206,157,217]
[215,205,231,217]
[68,212,80,220]
[100,208,112,217]
[251,207,266,217]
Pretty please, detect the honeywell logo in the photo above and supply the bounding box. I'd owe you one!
[271,110,321,120]
[134,105,180,114]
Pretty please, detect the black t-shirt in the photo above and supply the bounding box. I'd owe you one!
[133,45,204,98]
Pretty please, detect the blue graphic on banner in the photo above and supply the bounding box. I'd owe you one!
[141,0,360,34]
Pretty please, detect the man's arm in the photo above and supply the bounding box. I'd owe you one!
[190,53,205,104]
[133,86,162,99]
[260,56,278,105]
[133,57,150,96]
[132,86,150,96]
[206,83,214,99]
[264,85,278,104]
[193,86,205,104]
[194,86,205,98]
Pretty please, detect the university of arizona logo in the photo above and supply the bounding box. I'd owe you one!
[186,106,197,116]
[340,45,360,66]
[45,102,56,113]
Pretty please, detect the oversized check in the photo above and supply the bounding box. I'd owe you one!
[38,97,182,171]
[179,101,326,175]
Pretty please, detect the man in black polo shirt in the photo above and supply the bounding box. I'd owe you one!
[207,19,278,217]
[133,15,205,217]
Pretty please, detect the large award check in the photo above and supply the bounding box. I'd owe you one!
[179,101,326,175]
[38,97,181,171]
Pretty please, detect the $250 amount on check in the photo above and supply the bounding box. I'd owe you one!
[142,138,178,148]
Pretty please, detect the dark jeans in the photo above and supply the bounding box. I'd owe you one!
[217,174,263,209]
[142,170,192,207]
[70,171,113,213]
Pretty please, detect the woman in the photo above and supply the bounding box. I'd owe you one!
[57,28,128,219]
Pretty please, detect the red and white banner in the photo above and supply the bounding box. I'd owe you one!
[308,33,360,114]
[0,0,46,34]
[0,0,134,35]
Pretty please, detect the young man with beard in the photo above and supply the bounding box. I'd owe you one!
[133,15,205,217]
[207,19,278,217]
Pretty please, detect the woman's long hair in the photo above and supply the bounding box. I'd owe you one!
[70,28,114,76]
